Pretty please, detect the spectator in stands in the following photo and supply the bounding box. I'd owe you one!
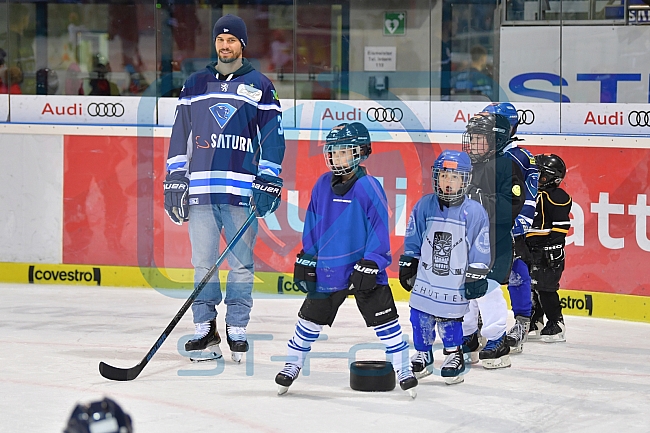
[451,45,495,101]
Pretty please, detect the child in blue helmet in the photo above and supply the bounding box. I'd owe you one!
[275,122,418,397]
[399,150,491,384]
[482,102,539,353]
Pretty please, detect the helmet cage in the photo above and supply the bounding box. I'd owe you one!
[432,164,472,205]
[462,130,495,163]
[324,140,365,176]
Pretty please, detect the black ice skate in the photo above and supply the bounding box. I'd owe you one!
[226,324,249,363]
[276,363,301,395]
[479,333,511,369]
[506,315,531,354]
[410,349,434,379]
[441,346,465,385]
[540,320,566,343]
[397,369,418,399]
[462,331,480,364]
[185,320,222,362]
[528,318,544,341]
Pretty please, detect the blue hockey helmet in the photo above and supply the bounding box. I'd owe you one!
[432,150,473,206]
[323,122,372,175]
[462,112,511,163]
[483,102,519,137]
[64,398,133,433]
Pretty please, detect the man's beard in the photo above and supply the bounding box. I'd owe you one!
[218,54,239,64]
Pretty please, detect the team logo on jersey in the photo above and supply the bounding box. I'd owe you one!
[512,184,522,197]
[237,84,263,102]
[271,89,279,101]
[209,102,237,129]
[475,226,490,255]
[431,231,453,276]
[221,83,229,92]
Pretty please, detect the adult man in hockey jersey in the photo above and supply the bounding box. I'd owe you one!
[461,112,525,369]
[163,14,285,363]
[483,102,539,353]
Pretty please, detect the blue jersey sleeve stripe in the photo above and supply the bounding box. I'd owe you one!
[258,160,281,177]
[167,161,187,171]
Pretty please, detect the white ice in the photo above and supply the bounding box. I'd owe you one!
[1,283,650,433]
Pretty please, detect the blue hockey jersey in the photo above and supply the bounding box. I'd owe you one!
[404,194,491,319]
[166,59,285,207]
[302,171,392,293]
[503,142,538,237]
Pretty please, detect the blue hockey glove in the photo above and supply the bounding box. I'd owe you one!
[349,259,379,292]
[398,255,419,292]
[294,250,317,293]
[250,174,283,218]
[163,172,189,225]
[512,215,531,237]
[463,266,490,300]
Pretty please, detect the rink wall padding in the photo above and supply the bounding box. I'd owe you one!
[0,125,649,322]
[1,261,649,323]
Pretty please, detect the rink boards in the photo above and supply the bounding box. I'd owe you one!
[0,123,649,322]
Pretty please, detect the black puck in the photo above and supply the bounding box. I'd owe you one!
[349,360,396,392]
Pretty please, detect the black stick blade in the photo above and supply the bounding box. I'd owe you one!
[99,361,143,381]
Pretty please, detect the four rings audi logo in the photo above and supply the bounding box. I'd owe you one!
[517,109,535,125]
[87,102,125,117]
[367,107,403,122]
[628,111,650,127]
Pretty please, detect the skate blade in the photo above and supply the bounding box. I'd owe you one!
[414,368,434,380]
[464,352,480,364]
[444,376,464,385]
[541,334,566,343]
[231,352,243,363]
[509,344,524,354]
[527,333,542,341]
[406,388,417,399]
[188,347,223,363]
[481,354,512,369]
[277,385,289,396]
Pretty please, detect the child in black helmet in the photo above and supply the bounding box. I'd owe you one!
[526,153,572,342]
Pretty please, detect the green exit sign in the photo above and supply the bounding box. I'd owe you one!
[384,11,406,36]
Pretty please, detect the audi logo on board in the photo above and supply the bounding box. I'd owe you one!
[628,111,650,127]
[517,109,535,125]
[366,107,403,123]
[87,102,125,117]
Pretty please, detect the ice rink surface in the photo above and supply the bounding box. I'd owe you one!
[1,283,650,433]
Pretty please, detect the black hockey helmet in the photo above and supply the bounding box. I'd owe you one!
[535,153,566,190]
[461,112,511,163]
[64,397,133,433]
[324,122,372,175]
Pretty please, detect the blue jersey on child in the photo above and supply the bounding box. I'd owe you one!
[404,194,491,318]
[302,171,391,293]
[503,142,538,237]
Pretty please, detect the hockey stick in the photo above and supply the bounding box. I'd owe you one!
[99,209,257,381]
